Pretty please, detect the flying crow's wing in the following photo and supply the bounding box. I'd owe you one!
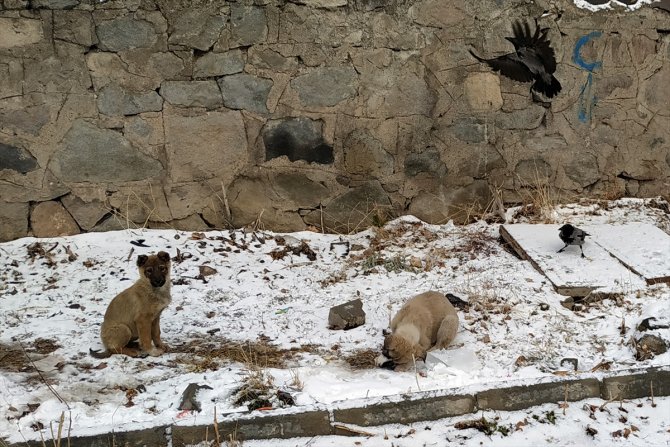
[506,20,557,74]
[469,50,534,83]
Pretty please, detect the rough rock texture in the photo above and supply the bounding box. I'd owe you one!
[30,201,80,238]
[0,0,668,241]
[328,299,366,330]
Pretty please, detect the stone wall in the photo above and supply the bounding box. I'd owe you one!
[1,0,669,241]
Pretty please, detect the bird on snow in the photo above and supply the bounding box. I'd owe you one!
[470,20,562,98]
[557,224,590,258]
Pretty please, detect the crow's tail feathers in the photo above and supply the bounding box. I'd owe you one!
[533,74,562,98]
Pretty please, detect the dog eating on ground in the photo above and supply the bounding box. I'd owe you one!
[377,291,459,372]
[90,251,172,358]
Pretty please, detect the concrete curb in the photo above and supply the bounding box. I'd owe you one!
[7,366,669,446]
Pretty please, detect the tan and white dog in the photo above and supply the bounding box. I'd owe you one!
[90,251,172,358]
[379,291,459,371]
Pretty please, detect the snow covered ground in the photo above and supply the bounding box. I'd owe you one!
[0,198,669,445]
[243,395,670,447]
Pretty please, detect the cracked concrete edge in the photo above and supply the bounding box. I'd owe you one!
[7,366,669,446]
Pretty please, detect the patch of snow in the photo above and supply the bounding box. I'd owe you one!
[0,198,668,444]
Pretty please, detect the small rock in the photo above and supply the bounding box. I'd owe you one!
[178,383,213,412]
[560,297,574,310]
[328,298,365,330]
[560,358,579,371]
[635,334,667,360]
[446,293,469,311]
[199,265,218,277]
[637,317,670,332]
[540,303,550,311]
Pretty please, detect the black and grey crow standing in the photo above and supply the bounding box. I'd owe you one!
[470,20,562,98]
[557,224,590,258]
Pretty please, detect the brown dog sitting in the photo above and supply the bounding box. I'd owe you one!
[90,251,172,358]
[380,291,459,371]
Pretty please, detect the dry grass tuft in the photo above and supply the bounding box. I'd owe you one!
[0,343,30,372]
[172,338,320,371]
[344,348,380,370]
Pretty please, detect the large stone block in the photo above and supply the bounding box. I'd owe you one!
[0,143,39,174]
[54,11,97,47]
[477,378,601,411]
[359,65,435,118]
[193,50,245,78]
[515,158,553,185]
[601,369,670,400]
[96,17,158,51]
[408,181,491,224]
[164,107,247,184]
[0,202,29,242]
[160,81,223,109]
[404,148,447,178]
[30,201,80,238]
[273,172,330,208]
[0,18,43,48]
[168,9,226,51]
[218,73,273,114]
[343,129,394,177]
[228,176,305,231]
[51,121,164,183]
[0,57,23,100]
[334,394,475,426]
[464,72,503,112]
[97,84,163,116]
[304,181,391,233]
[61,195,109,231]
[229,4,268,47]
[172,410,331,445]
[291,66,357,107]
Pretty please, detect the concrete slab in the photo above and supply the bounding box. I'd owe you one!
[500,224,647,296]
[587,224,670,284]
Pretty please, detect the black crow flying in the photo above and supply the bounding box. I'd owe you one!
[557,224,590,258]
[470,21,562,98]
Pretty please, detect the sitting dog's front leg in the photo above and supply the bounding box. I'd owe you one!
[137,316,162,356]
[151,312,167,351]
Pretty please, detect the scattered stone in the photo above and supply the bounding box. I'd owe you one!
[198,265,218,277]
[328,299,365,330]
[560,358,579,371]
[560,297,575,310]
[178,383,213,412]
[635,334,667,360]
[30,201,80,238]
[446,293,469,311]
[539,303,550,311]
[637,317,670,332]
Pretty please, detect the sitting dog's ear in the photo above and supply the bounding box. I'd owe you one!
[382,328,391,336]
[137,254,148,267]
[157,251,170,262]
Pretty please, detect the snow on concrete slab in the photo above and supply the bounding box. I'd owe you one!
[588,224,670,284]
[500,224,647,296]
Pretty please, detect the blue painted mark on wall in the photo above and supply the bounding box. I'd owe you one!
[572,31,603,123]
